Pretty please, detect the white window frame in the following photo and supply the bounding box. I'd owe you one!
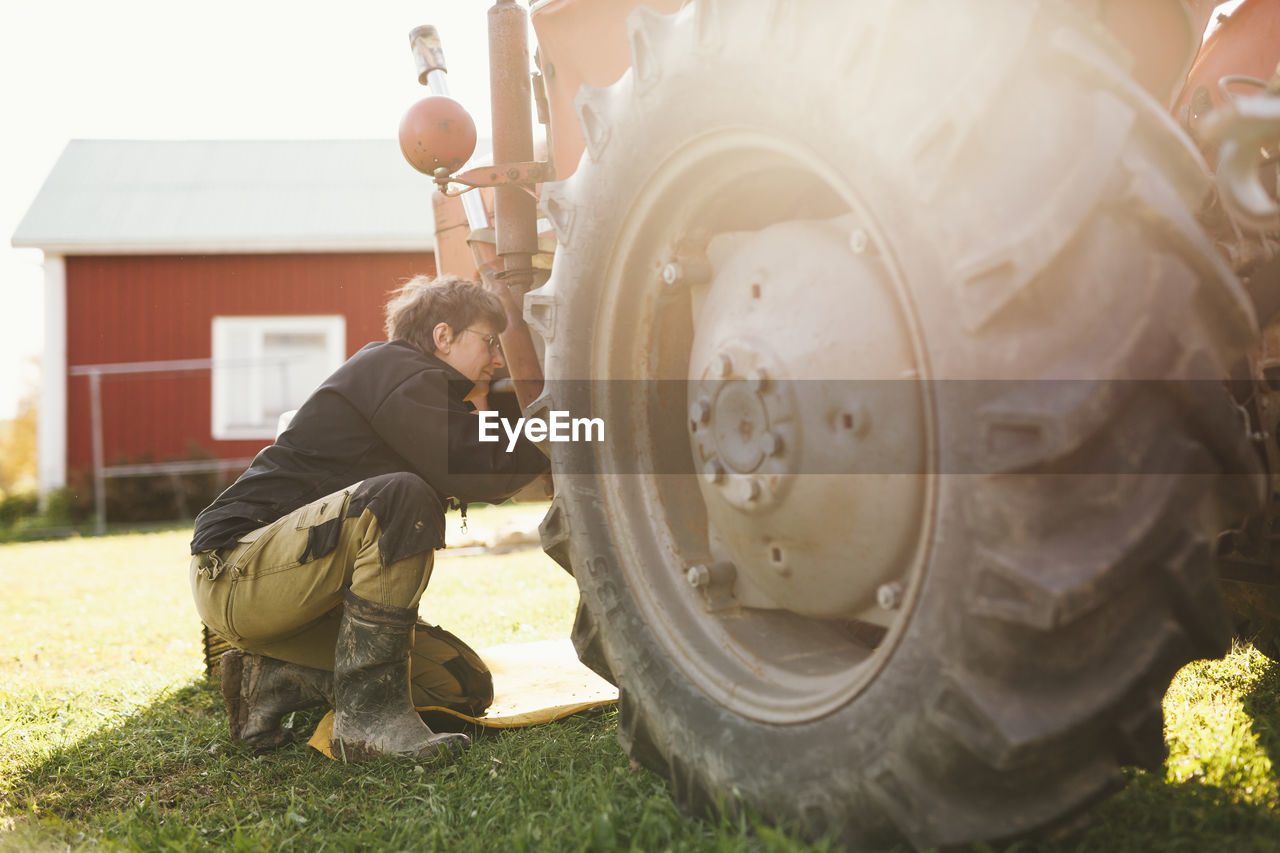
[211,315,346,440]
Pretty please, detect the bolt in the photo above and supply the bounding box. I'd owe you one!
[689,399,712,427]
[747,368,770,393]
[840,403,871,437]
[507,167,521,180]
[877,581,904,611]
[850,229,869,254]
[762,431,785,457]
[686,565,710,588]
[715,352,735,379]
[663,245,711,286]
[702,458,726,485]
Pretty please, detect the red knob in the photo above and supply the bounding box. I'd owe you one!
[398,95,477,175]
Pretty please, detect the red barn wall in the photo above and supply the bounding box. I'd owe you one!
[65,252,435,477]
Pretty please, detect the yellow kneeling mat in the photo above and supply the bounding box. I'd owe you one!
[308,637,618,758]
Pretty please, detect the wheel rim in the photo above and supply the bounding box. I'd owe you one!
[587,128,938,724]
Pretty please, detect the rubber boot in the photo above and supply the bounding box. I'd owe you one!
[330,589,471,762]
[220,648,334,752]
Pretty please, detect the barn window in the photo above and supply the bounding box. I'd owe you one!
[211,315,346,440]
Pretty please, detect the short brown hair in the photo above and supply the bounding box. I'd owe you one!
[384,274,506,354]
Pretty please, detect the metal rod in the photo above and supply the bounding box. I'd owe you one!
[460,186,491,232]
[425,68,450,97]
[409,25,448,86]
[101,458,255,478]
[69,356,300,376]
[410,24,489,231]
[488,0,538,287]
[89,370,105,536]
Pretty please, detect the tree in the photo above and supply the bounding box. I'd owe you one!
[0,361,39,496]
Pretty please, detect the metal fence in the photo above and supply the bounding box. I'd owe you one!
[68,358,256,535]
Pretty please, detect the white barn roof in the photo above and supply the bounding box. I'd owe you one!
[12,139,438,254]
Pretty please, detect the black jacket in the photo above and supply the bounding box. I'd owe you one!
[190,340,548,553]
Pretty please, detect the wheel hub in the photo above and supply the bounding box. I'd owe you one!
[691,340,795,511]
[686,218,928,618]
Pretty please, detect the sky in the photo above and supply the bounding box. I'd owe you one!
[0,1,1250,422]
[0,0,503,420]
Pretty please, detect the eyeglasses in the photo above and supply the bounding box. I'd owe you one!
[462,328,503,355]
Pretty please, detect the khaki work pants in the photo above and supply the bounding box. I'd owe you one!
[190,475,438,671]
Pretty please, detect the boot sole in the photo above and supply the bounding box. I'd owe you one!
[329,733,470,763]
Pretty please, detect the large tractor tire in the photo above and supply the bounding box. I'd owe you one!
[529,1,1263,848]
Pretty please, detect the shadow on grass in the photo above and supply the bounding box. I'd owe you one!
[4,678,815,853]
[7,664,1280,852]
[1033,774,1280,853]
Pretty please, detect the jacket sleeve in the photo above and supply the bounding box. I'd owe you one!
[368,368,549,503]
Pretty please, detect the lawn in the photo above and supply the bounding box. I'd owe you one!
[1,510,1278,851]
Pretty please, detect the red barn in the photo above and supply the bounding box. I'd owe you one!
[12,140,437,495]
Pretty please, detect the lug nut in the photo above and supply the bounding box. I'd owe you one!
[739,477,763,503]
[850,229,869,254]
[703,458,726,485]
[689,399,712,427]
[690,561,737,588]
[747,368,770,393]
[662,248,710,286]
[715,352,734,379]
[877,581,904,611]
[762,431,785,457]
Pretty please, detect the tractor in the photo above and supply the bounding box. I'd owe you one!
[400,0,1280,848]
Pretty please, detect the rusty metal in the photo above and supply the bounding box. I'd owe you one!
[1215,318,1280,594]
[686,561,738,612]
[443,160,555,191]
[403,11,544,409]
[1177,0,1280,129]
[1071,0,1216,106]
[1200,84,1280,231]
[488,0,539,290]
[407,25,489,232]
[1248,321,1280,490]
[532,69,551,126]
[431,191,477,279]
[530,0,684,181]
[409,25,448,87]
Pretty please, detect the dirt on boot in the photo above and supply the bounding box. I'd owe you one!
[330,590,471,762]
[221,648,334,752]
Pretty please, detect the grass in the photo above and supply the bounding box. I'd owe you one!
[1,512,1279,851]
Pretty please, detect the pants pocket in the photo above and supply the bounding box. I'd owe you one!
[190,554,240,643]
